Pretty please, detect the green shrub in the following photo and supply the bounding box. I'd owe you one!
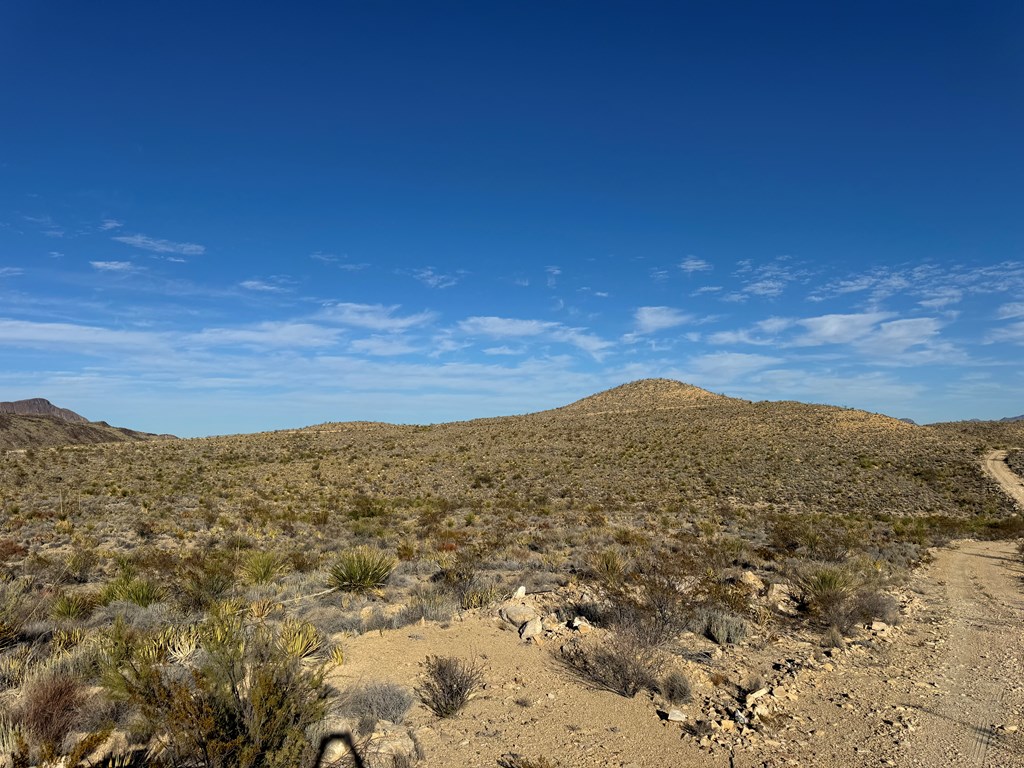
[328,547,397,594]
[104,615,330,768]
[794,565,859,629]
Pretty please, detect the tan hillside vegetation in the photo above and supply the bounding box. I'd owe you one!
[0,378,1022,766]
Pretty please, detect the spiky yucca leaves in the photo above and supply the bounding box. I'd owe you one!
[239,551,289,585]
[101,574,166,607]
[50,590,98,621]
[327,546,397,594]
[104,614,331,768]
[794,565,859,628]
[277,618,324,661]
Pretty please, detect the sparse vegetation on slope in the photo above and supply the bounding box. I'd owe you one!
[0,379,1020,764]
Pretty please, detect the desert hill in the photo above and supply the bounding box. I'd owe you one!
[3,379,1013,538]
[0,399,170,451]
[0,397,89,423]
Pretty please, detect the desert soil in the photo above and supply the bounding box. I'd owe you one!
[325,456,1024,768]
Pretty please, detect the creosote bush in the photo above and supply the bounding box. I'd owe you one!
[562,633,660,698]
[104,615,330,768]
[328,547,397,594]
[418,655,484,718]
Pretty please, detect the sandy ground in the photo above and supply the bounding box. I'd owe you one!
[324,456,1024,768]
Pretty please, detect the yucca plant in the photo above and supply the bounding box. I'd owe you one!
[102,575,166,607]
[794,565,859,629]
[239,551,289,585]
[50,590,98,621]
[278,618,324,661]
[327,546,397,594]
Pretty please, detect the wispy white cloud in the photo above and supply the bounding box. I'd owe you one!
[239,277,293,293]
[793,312,893,346]
[458,315,612,359]
[319,302,436,331]
[192,322,341,349]
[679,257,711,274]
[99,219,124,231]
[112,233,205,256]
[90,261,138,272]
[350,336,418,356]
[689,351,782,379]
[632,306,693,334]
[240,280,285,292]
[459,316,552,337]
[411,267,462,289]
[997,302,1024,320]
[546,266,561,288]
[988,321,1024,344]
[0,267,24,277]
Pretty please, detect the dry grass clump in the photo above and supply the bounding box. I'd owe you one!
[339,681,415,730]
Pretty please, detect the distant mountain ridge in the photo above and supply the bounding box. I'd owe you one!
[0,398,88,423]
[999,415,1024,423]
[0,398,172,450]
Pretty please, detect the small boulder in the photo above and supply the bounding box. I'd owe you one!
[500,603,537,626]
[520,617,543,641]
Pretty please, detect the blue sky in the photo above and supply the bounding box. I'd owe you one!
[2,2,1022,436]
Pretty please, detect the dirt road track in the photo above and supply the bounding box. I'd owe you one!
[984,450,1024,510]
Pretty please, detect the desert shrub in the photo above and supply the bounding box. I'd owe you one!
[392,587,459,628]
[101,574,166,608]
[851,590,900,625]
[433,552,504,609]
[498,756,558,768]
[417,655,484,717]
[562,633,660,698]
[691,607,747,645]
[659,670,692,704]
[794,564,859,630]
[104,615,330,768]
[17,671,84,754]
[340,681,415,729]
[50,590,98,622]
[175,558,235,612]
[0,583,28,650]
[587,548,629,585]
[821,625,846,649]
[240,551,289,585]
[277,618,325,660]
[328,547,397,594]
[768,514,863,562]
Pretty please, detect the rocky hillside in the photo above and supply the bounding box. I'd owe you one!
[0,405,169,451]
[0,397,88,423]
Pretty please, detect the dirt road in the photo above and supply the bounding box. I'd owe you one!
[984,450,1024,510]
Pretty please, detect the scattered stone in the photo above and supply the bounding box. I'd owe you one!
[513,585,527,599]
[745,687,769,707]
[501,603,537,626]
[520,617,543,641]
